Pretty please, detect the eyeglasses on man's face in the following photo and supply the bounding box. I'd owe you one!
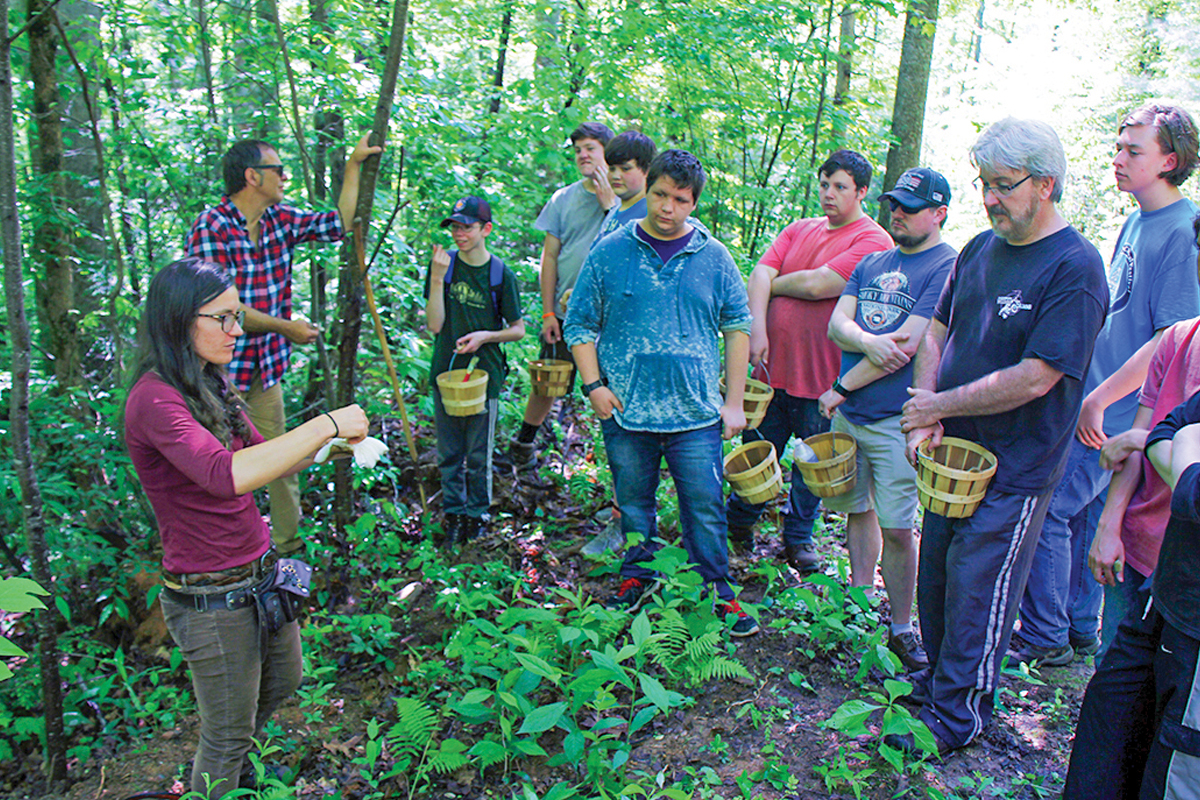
[253,164,286,176]
[196,309,246,333]
[972,174,1032,197]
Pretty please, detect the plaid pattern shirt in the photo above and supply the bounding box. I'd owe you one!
[186,197,344,393]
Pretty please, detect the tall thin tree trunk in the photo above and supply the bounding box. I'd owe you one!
[832,3,856,137]
[802,0,836,217]
[878,0,940,229]
[489,0,514,114]
[1,0,66,784]
[27,0,81,390]
[333,0,407,534]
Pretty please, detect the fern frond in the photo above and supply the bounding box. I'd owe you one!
[696,655,752,683]
[387,697,439,756]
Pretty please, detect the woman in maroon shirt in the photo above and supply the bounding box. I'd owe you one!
[126,258,367,797]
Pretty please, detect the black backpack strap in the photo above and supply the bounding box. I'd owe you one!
[488,255,504,326]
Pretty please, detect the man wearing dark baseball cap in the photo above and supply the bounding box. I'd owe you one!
[881,167,951,211]
[819,164,957,675]
[441,195,492,227]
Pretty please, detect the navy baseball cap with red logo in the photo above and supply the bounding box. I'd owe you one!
[440,195,492,227]
[881,168,951,211]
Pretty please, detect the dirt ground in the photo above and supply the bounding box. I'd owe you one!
[18,407,1092,800]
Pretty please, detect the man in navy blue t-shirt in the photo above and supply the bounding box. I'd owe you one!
[894,118,1109,757]
[818,167,957,674]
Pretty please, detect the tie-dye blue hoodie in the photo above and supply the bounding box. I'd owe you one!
[563,219,752,433]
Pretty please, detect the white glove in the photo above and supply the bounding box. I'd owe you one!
[314,436,388,468]
[351,436,389,468]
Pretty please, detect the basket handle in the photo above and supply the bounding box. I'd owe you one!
[751,363,772,385]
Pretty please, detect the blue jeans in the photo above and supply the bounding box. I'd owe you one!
[434,396,498,518]
[725,394,827,548]
[1019,440,1110,648]
[1100,565,1150,661]
[602,418,735,600]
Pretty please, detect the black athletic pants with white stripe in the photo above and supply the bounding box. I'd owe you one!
[918,488,1053,748]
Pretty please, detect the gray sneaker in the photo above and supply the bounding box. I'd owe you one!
[1006,633,1075,668]
[581,518,625,556]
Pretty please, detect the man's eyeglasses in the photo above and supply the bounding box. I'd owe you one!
[449,222,480,232]
[253,164,285,175]
[972,174,1032,197]
[196,309,246,333]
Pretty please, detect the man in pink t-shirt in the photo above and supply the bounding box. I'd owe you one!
[728,150,893,573]
[1091,297,1200,656]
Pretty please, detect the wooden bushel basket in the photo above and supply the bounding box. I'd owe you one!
[724,440,783,504]
[718,375,775,430]
[796,431,857,497]
[528,359,573,397]
[916,437,997,518]
[436,354,488,417]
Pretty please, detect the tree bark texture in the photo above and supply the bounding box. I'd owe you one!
[27,0,81,389]
[878,0,939,229]
[333,0,407,534]
[2,0,67,784]
[832,3,856,137]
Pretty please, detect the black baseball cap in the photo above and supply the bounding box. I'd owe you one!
[881,167,951,210]
[440,195,492,227]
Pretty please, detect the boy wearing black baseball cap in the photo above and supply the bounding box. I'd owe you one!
[424,195,525,546]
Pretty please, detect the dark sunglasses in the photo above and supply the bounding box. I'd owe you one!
[253,164,286,175]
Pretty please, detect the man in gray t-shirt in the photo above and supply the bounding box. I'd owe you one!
[511,122,614,470]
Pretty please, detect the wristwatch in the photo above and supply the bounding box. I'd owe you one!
[832,379,853,397]
[581,379,606,397]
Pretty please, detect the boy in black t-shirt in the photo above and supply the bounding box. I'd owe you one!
[424,196,525,545]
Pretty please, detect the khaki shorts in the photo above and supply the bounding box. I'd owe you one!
[823,412,918,530]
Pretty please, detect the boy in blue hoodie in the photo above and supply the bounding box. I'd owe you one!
[564,150,759,636]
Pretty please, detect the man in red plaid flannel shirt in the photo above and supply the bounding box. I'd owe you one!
[186,133,381,553]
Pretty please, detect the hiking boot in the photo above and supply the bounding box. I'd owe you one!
[605,578,647,610]
[888,630,930,671]
[1006,633,1075,668]
[442,513,464,548]
[883,729,956,760]
[728,525,754,553]
[1070,633,1101,658]
[581,518,625,556]
[460,515,485,542]
[510,441,538,473]
[717,599,760,637]
[783,544,822,575]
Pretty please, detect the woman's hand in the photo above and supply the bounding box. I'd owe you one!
[327,404,369,443]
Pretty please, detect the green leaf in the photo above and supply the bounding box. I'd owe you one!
[630,612,651,647]
[638,673,671,714]
[629,705,658,735]
[515,652,562,682]
[0,578,48,612]
[823,699,880,736]
[0,639,27,658]
[512,738,549,757]
[55,595,71,624]
[518,702,567,735]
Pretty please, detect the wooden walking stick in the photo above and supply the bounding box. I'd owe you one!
[353,221,427,512]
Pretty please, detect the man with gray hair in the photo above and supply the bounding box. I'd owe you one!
[891,118,1109,756]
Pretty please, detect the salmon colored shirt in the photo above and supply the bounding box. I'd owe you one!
[754,215,892,399]
[1122,318,1200,576]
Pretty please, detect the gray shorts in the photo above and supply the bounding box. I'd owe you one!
[822,412,918,530]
